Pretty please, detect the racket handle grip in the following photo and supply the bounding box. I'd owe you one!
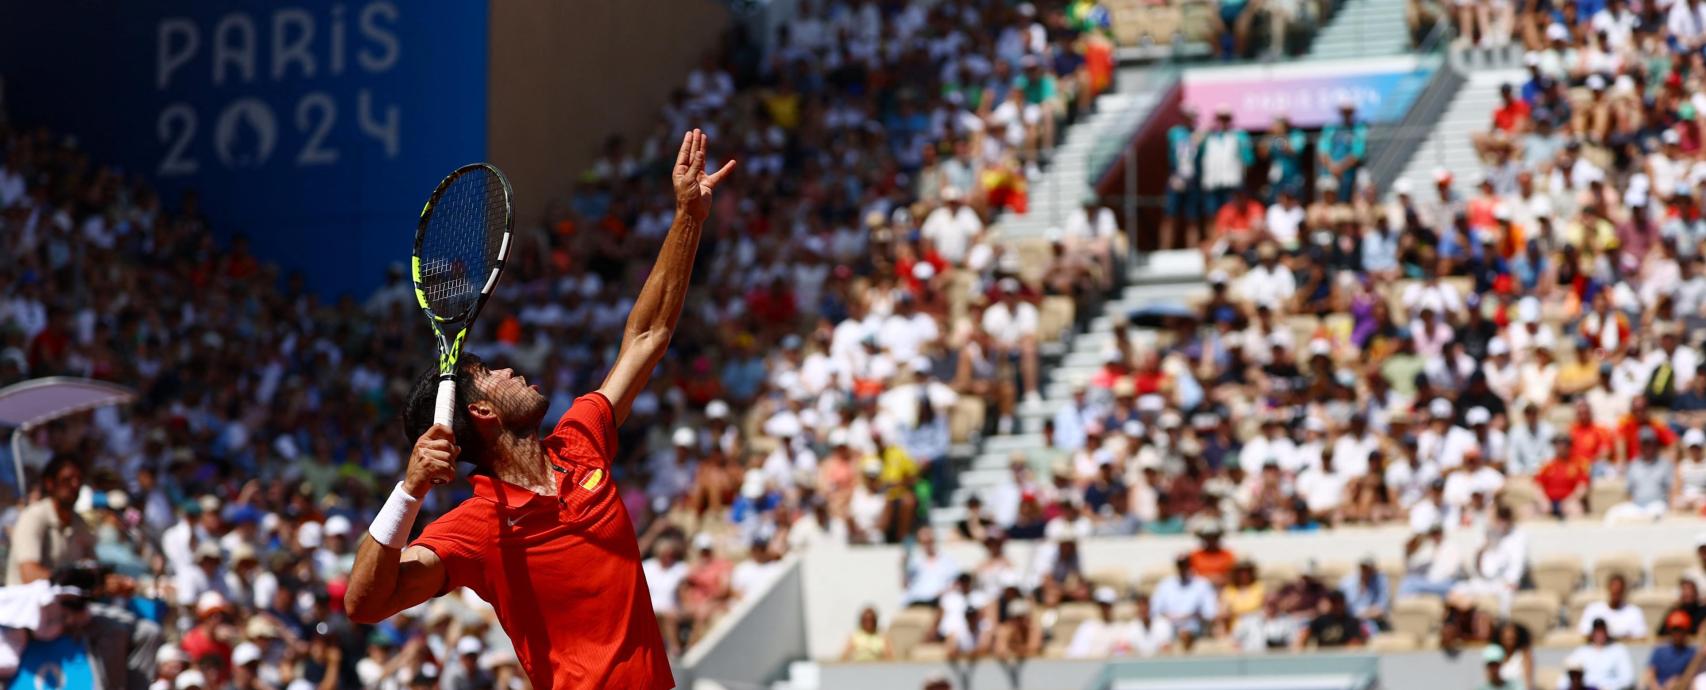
[432,377,456,486]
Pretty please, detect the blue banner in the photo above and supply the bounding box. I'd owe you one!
[0,0,489,296]
[8,636,95,690]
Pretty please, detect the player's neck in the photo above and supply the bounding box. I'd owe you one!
[488,433,557,496]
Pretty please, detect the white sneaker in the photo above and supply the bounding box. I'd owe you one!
[997,415,1015,435]
[1024,391,1043,407]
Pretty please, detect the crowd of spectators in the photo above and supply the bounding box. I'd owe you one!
[0,0,1130,687]
[835,0,1706,681]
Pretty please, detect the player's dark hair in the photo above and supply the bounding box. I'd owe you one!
[403,354,486,470]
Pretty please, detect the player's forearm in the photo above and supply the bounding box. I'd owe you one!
[346,536,404,623]
[623,209,703,348]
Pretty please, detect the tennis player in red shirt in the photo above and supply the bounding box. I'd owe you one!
[344,130,734,690]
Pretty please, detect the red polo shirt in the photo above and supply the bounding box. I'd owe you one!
[413,393,672,690]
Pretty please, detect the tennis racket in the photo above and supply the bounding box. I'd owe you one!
[411,163,514,458]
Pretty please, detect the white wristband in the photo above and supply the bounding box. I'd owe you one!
[369,482,423,550]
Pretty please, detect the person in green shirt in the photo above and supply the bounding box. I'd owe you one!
[1318,100,1369,195]
[1165,106,1205,249]
[1260,115,1308,202]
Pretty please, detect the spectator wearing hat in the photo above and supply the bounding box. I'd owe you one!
[6,456,94,586]
[1199,105,1253,226]
[1678,430,1706,511]
[181,592,234,671]
[1645,610,1698,690]
[1067,586,1134,657]
[442,635,493,690]
[1319,101,1368,197]
[1151,554,1217,649]
[1187,519,1237,587]
[982,277,1042,407]
[175,542,232,609]
[1566,619,1636,690]
[1477,645,1519,690]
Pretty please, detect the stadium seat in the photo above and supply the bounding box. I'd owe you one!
[1318,560,1351,586]
[1011,239,1051,287]
[1588,479,1628,518]
[1590,552,1643,590]
[1039,297,1075,344]
[1531,554,1583,599]
[1369,631,1419,652]
[1137,564,1174,594]
[1042,640,1070,659]
[1258,563,1298,594]
[1536,668,1561,690]
[1498,477,1544,518]
[1087,567,1130,594]
[1540,630,1585,648]
[1111,602,1137,622]
[889,609,937,659]
[1631,588,1678,632]
[1379,559,1407,591]
[1508,591,1562,635]
[1651,552,1694,590]
[1391,596,1444,640]
[949,397,986,444]
[909,643,949,662]
[1190,637,1240,656]
[1052,603,1097,642]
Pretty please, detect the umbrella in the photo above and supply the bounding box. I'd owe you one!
[0,377,136,491]
[1127,302,1200,328]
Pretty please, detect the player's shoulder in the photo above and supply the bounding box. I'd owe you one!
[546,392,617,454]
[415,497,498,549]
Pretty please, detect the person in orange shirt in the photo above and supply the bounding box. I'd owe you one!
[1615,396,1677,463]
[1567,399,1616,470]
[1187,520,1237,587]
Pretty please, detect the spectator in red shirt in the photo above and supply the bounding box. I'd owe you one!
[1474,83,1531,157]
[1568,400,1617,470]
[1615,396,1677,463]
[1534,437,1588,518]
[182,592,235,671]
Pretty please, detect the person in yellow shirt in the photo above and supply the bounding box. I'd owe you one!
[1216,561,1266,637]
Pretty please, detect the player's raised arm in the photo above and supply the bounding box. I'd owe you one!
[345,425,458,624]
[598,129,735,425]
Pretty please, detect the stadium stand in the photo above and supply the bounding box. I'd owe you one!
[8,0,1706,687]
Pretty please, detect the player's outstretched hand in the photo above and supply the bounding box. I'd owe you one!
[672,129,736,223]
[405,425,459,496]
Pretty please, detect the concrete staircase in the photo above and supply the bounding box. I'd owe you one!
[1388,67,1527,197]
[1307,0,1413,60]
[936,252,1208,524]
[999,65,1161,241]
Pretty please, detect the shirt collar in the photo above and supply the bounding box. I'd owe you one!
[468,474,547,510]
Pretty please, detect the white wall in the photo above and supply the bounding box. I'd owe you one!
[801,518,1706,660]
[684,556,809,688]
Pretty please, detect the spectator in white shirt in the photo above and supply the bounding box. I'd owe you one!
[1296,451,1351,525]
[1063,194,1118,284]
[981,279,1040,403]
[1560,619,1636,690]
[1577,573,1648,641]
[730,541,784,601]
[1443,449,1506,521]
[642,539,690,654]
[1067,586,1134,658]
[1151,555,1218,647]
[921,187,983,264]
[902,527,962,606]
[1236,244,1297,311]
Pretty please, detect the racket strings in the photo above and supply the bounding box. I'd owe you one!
[419,169,508,320]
